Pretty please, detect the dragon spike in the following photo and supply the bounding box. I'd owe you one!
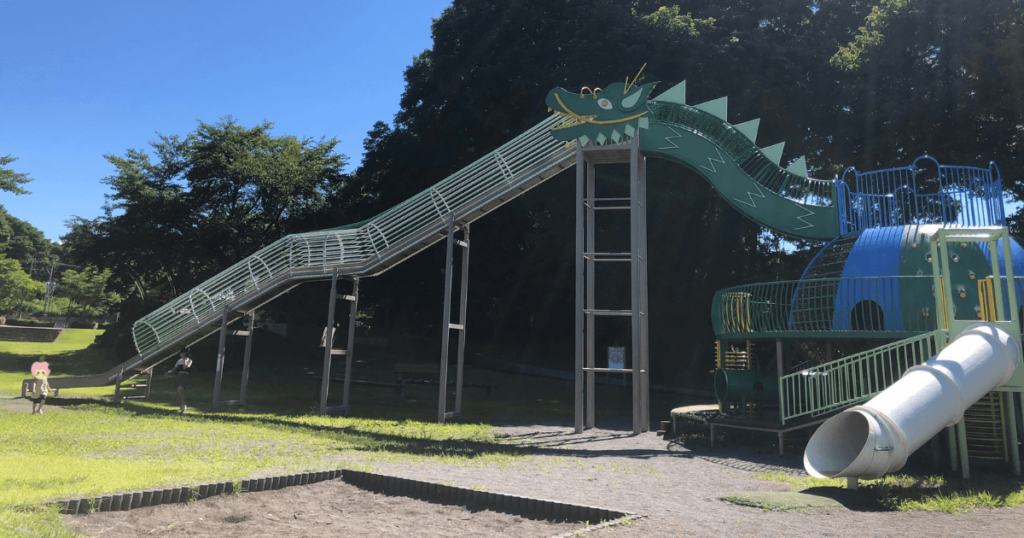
[694,96,728,121]
[786,156,808,178]
[654,80,686,105]
[761,142,785,166]
[732,119,760,142]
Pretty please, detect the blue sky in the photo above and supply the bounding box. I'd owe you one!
[0,0,452,241]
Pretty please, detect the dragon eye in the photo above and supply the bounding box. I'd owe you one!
[597,98,613,110]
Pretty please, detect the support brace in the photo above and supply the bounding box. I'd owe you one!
[213,310,255,409]
[319,269,359,416]
[438,213,470,423]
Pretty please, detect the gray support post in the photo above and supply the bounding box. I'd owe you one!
[454,225,470,416]
[948,425,958,472]
[341,278,360,416]
[239,311,254,407]
[585,160,596,429]
[114,367,123,401]
[957,417,970,478]
[1005,391,1021,476]
[143,368,152,399]
[438,213,457,423]
[638,149,650,431]
[319,269,339,416]
[212,310,228,409]
[574,143,586,434]
[629,136,642,434]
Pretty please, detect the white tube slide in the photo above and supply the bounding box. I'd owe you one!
[804,324,1020,479]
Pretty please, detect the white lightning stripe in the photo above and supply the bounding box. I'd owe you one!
[794,205,816,230]
[699,148,726,174]
[733,183,767,208]
[660,126,682,150]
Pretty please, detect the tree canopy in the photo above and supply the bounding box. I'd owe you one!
[0,155,32,196]
[65,118,349,313]
[61,0,1024,387]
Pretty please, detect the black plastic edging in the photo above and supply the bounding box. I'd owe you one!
[44,467,640,529]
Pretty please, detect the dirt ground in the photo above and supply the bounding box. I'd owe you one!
[64,422,1024,538]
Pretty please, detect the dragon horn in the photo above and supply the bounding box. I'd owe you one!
[624,62,648,94]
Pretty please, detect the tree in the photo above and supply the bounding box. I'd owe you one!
[63,118,349,314]
[0,155,32,195]
[58,267,121,317]
[0,255,45,316]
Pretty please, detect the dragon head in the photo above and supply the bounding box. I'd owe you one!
[545,72,658,145]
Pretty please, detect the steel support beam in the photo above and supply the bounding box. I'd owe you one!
[319,269,339,416]
[574,144,585,434]
[438,213,469,423]
[239,312,254,406]
[454,226,470,417]
[341,278,360,415]
[212,310,228,408]
[629,137,642,434]
[585,159,596,430]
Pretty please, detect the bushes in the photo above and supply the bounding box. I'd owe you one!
[5,319,56,328]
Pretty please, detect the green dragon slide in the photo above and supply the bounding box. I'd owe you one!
[545,77,839,240]
[48,74,841,391]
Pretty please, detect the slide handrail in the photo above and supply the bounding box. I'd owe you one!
[131,115,572,359]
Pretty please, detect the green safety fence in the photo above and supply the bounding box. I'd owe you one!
[712,276,941,339]
[132,115,574,360]
[780,331,940,423]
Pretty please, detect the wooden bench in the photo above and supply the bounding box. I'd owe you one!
[393,363,495,399]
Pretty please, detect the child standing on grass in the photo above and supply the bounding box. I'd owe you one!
[167,349,192,414]
[28,359,50,415]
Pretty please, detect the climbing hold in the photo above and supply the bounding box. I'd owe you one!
[969,271,976,280]
[926,253,932,263]
[952,254,960,263]
[922,307,930,317]
[958,285,967,299]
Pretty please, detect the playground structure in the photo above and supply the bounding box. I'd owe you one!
[36,70,1023,480]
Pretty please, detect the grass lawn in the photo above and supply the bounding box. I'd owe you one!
[0,329,695,536]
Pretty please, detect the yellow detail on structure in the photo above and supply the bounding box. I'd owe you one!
[978,277,997,322]
[624,62,647,94]
[552,93,649,125]
[721,292,752,333]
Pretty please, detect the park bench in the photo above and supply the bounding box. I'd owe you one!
[393,363,495,399]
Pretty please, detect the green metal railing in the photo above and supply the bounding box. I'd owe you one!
[132,115,574,359]
[780,331,940,423]
[712,276,938,339]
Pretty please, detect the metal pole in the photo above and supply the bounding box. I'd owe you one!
[629,136,642,434]
[454,225,470,417]
[212,310,228,409]
[585,160,596,430]
[319,269,339,416]
[957,417,971,478]
[341,277,360,416]
[1005,391,1021,476]
[438,213,456,423]
[638,148,650,432]
[574,143,585,434]
[239,311,255,407]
